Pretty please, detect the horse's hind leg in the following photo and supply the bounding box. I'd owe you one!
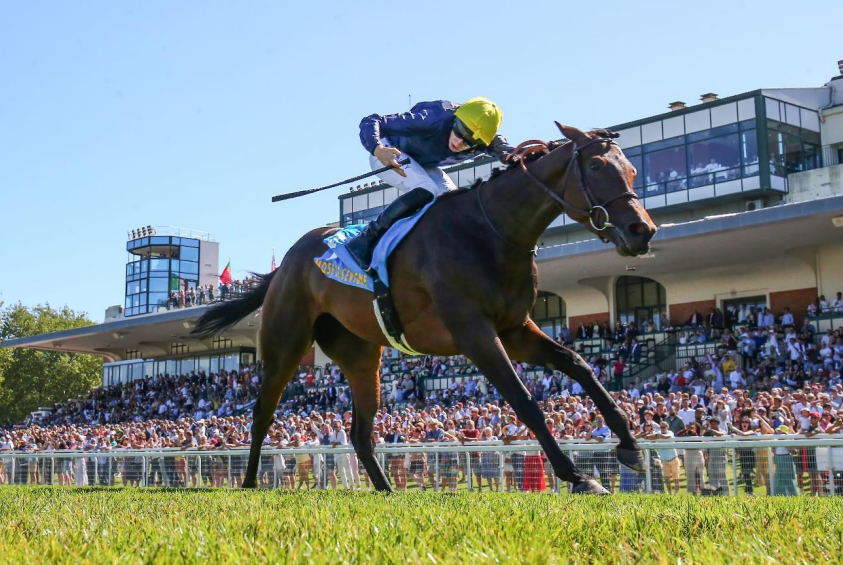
[242,304,314,489]
[314,315,392,492]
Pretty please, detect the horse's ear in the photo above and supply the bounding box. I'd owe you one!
[555,122,589,143]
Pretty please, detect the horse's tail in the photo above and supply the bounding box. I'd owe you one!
[191,270,278,339]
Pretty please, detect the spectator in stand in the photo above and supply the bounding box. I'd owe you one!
[612,357,626,390]
[833,292,843,313]
[628,339,642,364]
[687,310,703,328]
[557,325,572,345]
[709,307,724,337]
[819,295,830,314]
[576,322,591,340]
[780,307,794,328]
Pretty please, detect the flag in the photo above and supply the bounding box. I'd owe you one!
[169,273,181,291]
[220,260,232,285]
[271,248,276,272]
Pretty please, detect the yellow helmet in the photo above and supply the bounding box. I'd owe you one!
[454,97,503,146]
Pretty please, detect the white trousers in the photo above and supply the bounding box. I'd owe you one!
[312,454,324,489]
[348,453,362,486]
[334,453,353,489]
[370,139,457,197]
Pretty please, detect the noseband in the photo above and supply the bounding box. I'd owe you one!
[507,137,639,232]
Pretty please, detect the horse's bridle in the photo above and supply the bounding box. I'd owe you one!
[509,136,640,232]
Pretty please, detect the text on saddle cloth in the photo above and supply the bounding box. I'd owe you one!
[313,199,436,291]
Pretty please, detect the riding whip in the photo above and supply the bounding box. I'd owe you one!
[271,158,410,202]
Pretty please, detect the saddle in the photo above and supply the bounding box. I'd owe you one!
[313,201,436,355]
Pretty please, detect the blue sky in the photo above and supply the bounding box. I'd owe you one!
[0,1,840,320]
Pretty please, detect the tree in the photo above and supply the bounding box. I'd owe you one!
[0,302,102,423]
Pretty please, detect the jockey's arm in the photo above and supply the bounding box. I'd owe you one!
[487,134,515,163]
[359,109,442,155]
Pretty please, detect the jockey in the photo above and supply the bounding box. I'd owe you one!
[345,97,514,271]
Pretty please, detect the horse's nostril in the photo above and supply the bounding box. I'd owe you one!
[627,222,653,238]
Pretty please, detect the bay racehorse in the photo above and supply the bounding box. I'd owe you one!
[193,123,657,493]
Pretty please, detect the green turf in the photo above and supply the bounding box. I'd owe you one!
[1,488,841,564]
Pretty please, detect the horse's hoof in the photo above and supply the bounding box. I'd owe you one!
[241,480,257,489]
[572,479,610,495]
[616,446,647,473]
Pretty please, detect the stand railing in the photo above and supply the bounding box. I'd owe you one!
[4,436,843,496]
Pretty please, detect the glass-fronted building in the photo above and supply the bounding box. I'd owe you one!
[339,89,827,230]
[124,228,219,317]
[102,346,256,388]
[613,93,823,210]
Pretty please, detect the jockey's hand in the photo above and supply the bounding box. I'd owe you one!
[374,145,407,177]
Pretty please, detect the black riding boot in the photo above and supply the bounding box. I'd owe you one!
[345,187,434,271]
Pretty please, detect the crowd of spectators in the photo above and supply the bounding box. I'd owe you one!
[166,277,259,310]
[2,301,842,493]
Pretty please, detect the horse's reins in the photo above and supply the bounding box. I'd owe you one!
[477,136,639,251]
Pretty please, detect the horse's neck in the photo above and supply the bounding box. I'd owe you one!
[482,148,572,249]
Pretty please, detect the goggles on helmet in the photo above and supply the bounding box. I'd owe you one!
[452,118,480,148]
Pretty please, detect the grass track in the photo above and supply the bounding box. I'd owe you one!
[1,488,841,564]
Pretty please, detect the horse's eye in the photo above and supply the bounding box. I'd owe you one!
[589,160,602,172]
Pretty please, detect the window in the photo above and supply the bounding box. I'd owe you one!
[458,167,475,187]
[687,133,740,187]
[531,291,567,340]
[474,163,492,182]
[149,278,168,292]
[803,143,822,171]
[180,246,198,262]
[149,258,168,271]
[352,194,368,212]
[768,128,806,174]
[615,276,666,328]
[148,292,168,308]
[180,261,199,275]
[722,296,767,323]
[644,146,686,194]
[741,130,759,175]
[368,190,384,208]
[126,281,140,295]
[382,187,397,205]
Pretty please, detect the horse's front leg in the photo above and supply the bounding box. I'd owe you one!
[439,308,606,493]
[500,320,646,473]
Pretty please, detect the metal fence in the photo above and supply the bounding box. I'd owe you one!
[3,437,843,495]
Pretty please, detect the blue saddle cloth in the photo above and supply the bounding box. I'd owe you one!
[313,200,435,291]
